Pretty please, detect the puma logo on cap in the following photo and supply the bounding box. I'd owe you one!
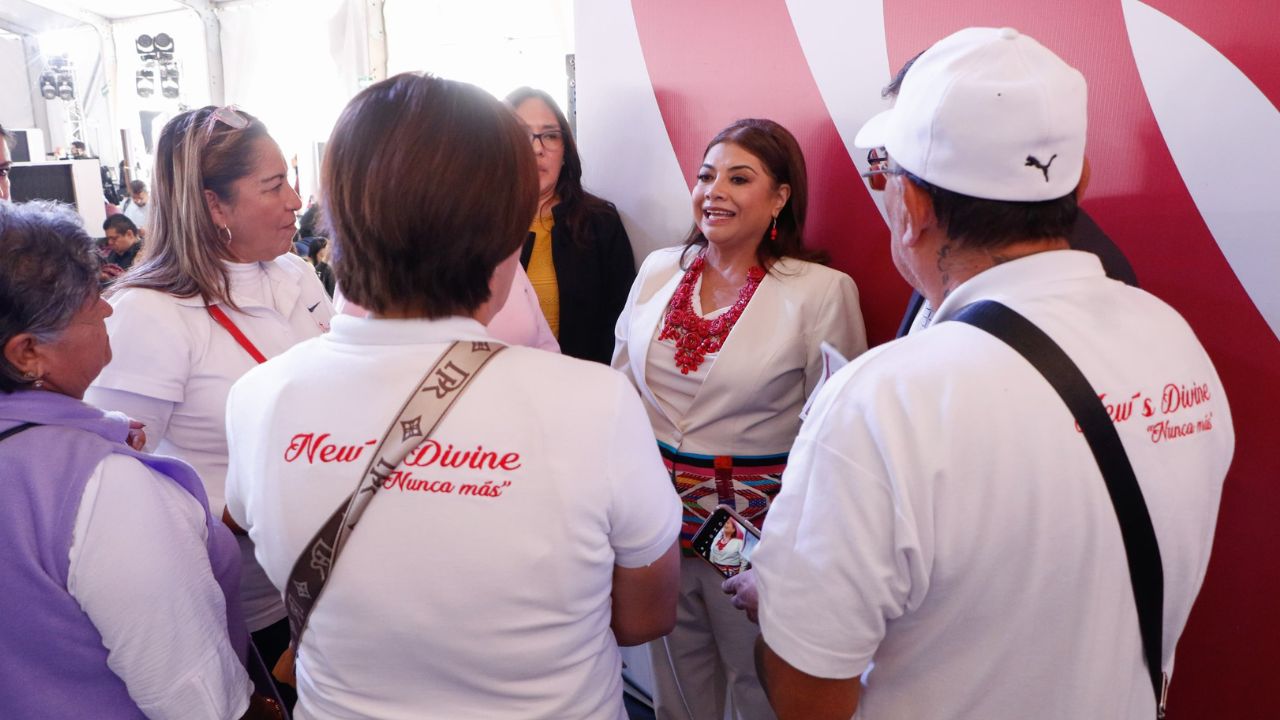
[1025,154,1057,182]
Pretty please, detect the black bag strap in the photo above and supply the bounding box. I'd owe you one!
[952,300,1167,717]
[0,422,39,443]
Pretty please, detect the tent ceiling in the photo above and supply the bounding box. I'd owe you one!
[0,0,199,34]
[0,0,85,35]
[38,1,191,21]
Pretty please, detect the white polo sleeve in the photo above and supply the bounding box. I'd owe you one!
[605,376,682,568]
[752,366,932,679]
[93,289,193,403]
[67,454,251,720]
[80,387,174,454]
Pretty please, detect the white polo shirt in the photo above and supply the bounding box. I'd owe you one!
[87,254,334,631]
[224,314,681,720]
[753,250,1234,719]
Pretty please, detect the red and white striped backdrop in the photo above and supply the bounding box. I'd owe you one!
[578,2,1280,716]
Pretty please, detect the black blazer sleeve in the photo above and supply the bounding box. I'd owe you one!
[598,207,638,346]
[548,202,637,364]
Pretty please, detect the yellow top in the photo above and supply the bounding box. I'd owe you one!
[527,213,560,339]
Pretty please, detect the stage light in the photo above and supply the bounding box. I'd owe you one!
[159,64,180,99]
[136,34,154,58]
[136,65,155,98]
[56,73,74,101]
[153,33,174,61]
[39,71,57,100]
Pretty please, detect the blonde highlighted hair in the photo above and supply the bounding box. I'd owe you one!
[110,106,271,307]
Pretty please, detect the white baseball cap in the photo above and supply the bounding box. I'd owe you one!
[855,27,1087,202]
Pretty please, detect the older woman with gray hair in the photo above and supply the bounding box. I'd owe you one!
[0,200,258,718]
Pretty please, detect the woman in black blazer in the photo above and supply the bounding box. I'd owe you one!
[506,87,636,364]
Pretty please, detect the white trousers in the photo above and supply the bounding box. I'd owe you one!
[648,557,777,720]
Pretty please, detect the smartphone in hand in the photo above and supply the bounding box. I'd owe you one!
[692,505,761,579]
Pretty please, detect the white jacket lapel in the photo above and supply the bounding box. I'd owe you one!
[629,267,685,431]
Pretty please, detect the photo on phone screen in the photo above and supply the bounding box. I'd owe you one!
[692,506,761,578]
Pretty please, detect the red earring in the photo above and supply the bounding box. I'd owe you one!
[769,216,778,241]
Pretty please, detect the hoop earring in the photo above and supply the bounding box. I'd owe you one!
[769,216,778,242]
[219,225,233,244]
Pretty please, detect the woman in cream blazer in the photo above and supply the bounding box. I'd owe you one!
[615,247,863,459]
[613,119,866,720]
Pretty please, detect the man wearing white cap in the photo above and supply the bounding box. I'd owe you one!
[745,27,1234,719]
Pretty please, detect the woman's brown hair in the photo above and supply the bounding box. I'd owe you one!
[682,118,826,270]
[325,74,539,318]
[110,106,272,307]
[504,87,613,247]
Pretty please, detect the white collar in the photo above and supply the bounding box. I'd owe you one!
[173,254,307,314]
[326,314,495,347]
[929,249,1105,326]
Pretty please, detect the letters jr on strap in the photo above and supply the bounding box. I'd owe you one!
[951,300,1168,719]
[283,341,506,660]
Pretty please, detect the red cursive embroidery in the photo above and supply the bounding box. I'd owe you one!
[1161,382,1211,414]
[381,470,512,498]
[284,433,377,464]
[1073,380,1218,444]
[284,434,522,470]
[404,440,521,471]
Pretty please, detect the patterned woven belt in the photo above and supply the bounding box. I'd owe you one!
[657,443,788,553]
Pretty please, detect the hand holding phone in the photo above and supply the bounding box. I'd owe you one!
[692,505,761,579]
[722,570,759,623]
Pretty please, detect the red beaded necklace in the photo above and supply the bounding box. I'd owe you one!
[659,255,766,374]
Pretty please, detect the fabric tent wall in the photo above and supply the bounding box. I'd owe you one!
[217,0,371,203]
[108,9,209,184]
[383,0,574,115]
[32,24,116,168]
[576,1,1280,717]
[0,34,37,129]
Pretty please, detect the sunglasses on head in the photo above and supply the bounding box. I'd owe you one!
[210,105,249,131]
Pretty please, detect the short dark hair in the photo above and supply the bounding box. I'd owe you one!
[904,170,1078,249]
[0,201,100,393]
[128,179,146,194]
[683,118,824,269]
[103,213,138,236]
[298,204,322,238]
[883,51,924,99]
[326,74,539,318]
[306,235,326,262]
[71,141,86,150]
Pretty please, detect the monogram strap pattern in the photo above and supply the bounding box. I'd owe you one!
[283,340,506,645]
